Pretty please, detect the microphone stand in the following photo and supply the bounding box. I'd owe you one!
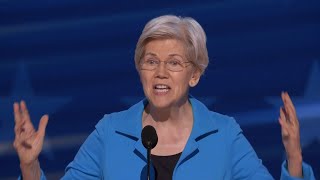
[147,148,151,180]
[141,125,158,180]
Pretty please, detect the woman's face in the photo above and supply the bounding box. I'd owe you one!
[138,39,200,109]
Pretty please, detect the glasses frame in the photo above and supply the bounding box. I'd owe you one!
[139,59,193,72]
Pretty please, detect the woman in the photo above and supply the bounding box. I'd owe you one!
[13,15,315,179]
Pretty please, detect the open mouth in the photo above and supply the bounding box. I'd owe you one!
[154,84,171,93]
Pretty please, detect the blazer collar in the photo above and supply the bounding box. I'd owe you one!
[114,96,218,142]
[114,97,219,165]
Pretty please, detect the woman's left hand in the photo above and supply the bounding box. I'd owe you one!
[279,92,303,177]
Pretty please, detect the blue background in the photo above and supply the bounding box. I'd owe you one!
[0,0,319,179]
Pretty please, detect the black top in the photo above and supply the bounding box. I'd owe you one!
[151,152,182,180]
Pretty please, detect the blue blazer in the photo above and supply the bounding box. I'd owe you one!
[37,97,315,179]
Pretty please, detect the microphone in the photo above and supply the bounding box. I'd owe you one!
[141,125,158,180]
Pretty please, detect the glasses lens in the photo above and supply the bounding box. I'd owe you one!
[166,59,183,72]
[141,59,158,70]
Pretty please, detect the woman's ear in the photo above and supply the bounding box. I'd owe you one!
[189,70,201,87]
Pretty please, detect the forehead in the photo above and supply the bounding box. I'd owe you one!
[144,39,186,57]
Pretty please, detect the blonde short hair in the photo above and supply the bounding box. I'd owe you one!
[134,15,209,75]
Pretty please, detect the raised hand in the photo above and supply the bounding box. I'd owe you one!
[278,92,302,177]
[13,101,48,180]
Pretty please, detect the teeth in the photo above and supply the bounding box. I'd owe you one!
[155,88,169,93]
[155,84,169,89]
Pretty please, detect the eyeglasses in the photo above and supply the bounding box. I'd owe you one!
[140,59,193,72]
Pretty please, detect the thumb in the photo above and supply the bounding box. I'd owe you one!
[38,115,49,137]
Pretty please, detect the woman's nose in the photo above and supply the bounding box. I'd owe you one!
[155,61,169,78]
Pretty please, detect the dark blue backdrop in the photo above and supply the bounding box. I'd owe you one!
[1,0,319,179]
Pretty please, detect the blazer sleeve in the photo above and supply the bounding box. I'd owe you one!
[228,118,315,180]
[280,161,315,180]
[61,118,106,180]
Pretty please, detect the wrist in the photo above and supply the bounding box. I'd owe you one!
[287,155,303,178]
[287,152,302,163]
[20,160,41,180]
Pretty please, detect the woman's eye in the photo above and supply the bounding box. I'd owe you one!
[146,59,157,65]
[168,60,181,66]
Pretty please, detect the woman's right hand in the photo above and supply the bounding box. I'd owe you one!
[13,101,49,180]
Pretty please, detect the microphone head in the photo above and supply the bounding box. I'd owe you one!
[141,125,158,150]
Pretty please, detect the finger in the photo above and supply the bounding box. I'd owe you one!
[283,92,297,116]
[15,129,37,150]
[33,132,44,150]
[14,118,35,144]
[280,107,288,123]
[15,117,35,141]
[279,118,289,137]
[13,117,34,148]
[285,92,299,127]
[13,102,22,124]
[20,100,35,130]
[281,92,298,126]
[37,115,49,138]
[14,124,30,145]
[20,100,30,120]
[279,108,292,136]
[14,119,26,136]
[283,92,297,124]
[14,107,28,140]
[280,107,297,135]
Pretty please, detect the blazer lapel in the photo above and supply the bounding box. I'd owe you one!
[176,97,219,167]
[114,99,148,161]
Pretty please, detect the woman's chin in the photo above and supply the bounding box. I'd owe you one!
[148,98,173,110]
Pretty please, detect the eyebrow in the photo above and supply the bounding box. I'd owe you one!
[168,53,184,59]
[144,52,157,57]
[144,52,184,59]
